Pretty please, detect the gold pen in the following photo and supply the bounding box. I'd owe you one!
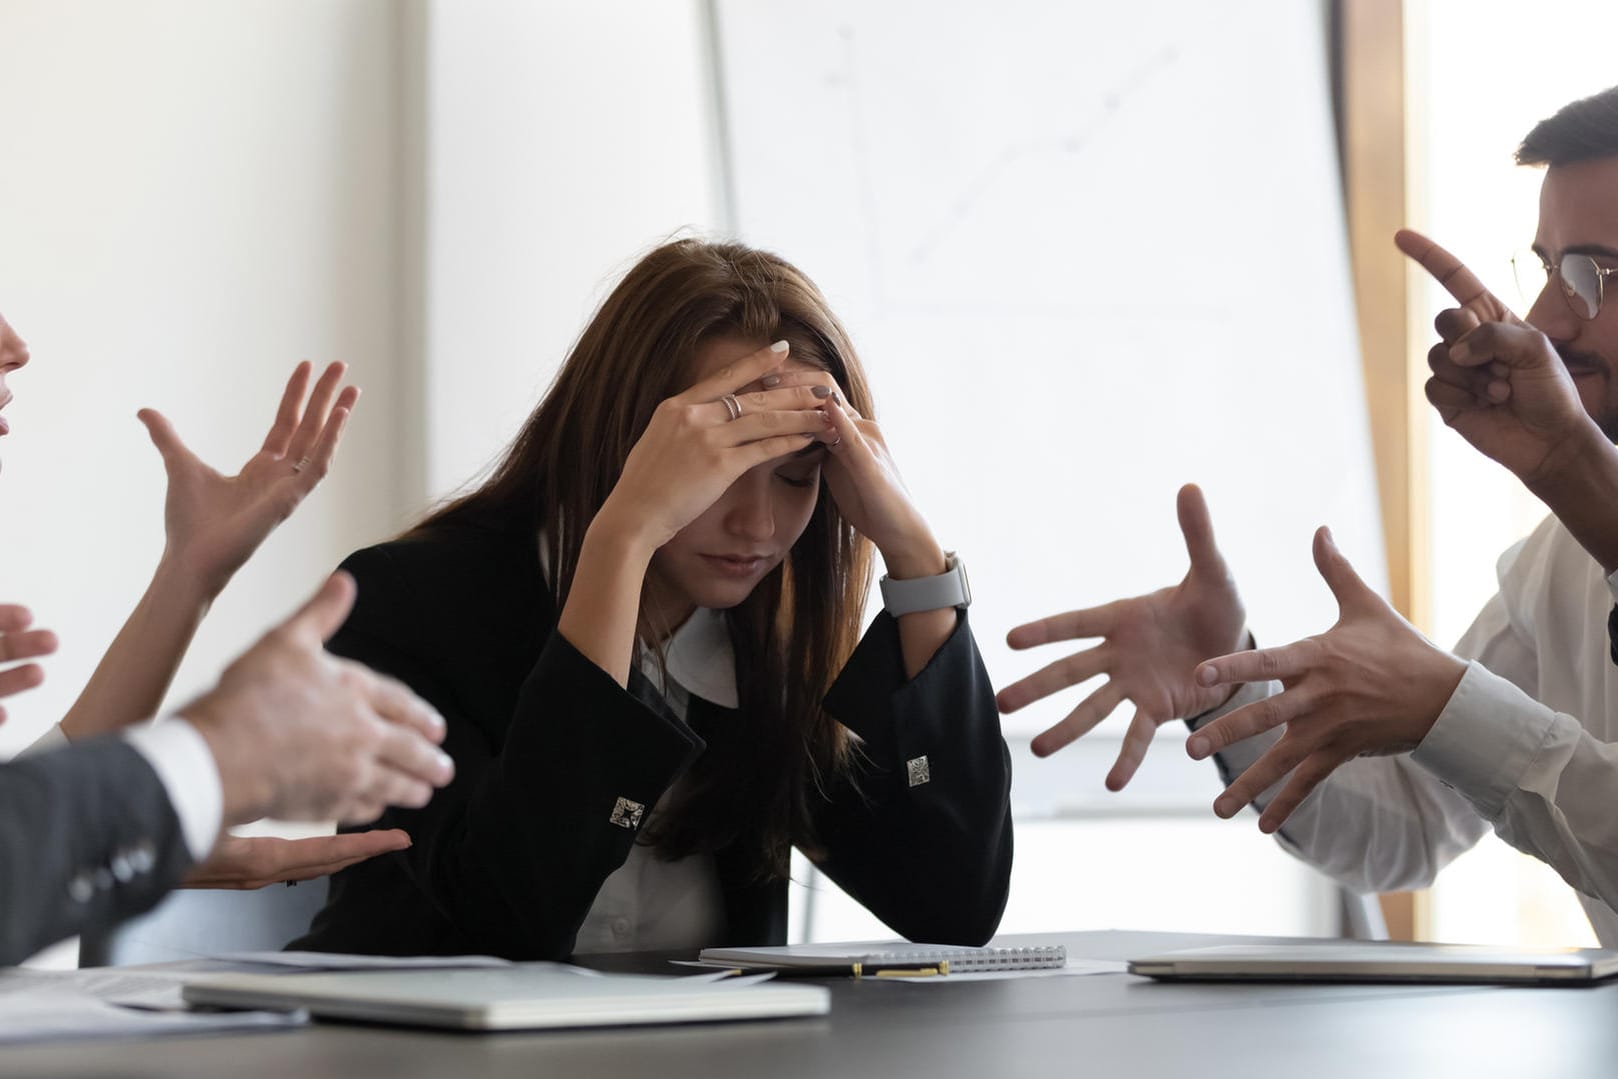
[873,964,947,979]
[716,960,950,979]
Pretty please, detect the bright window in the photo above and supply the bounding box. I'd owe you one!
[1412,0,1618,948]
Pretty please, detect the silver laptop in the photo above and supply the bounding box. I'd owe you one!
[1128,942,1618,985]
[183,964,830,1031]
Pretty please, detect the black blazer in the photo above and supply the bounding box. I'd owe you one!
[294,522,1013,959]
[0,737,191,964]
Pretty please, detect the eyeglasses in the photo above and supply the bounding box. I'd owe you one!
[1512,249,1618,321]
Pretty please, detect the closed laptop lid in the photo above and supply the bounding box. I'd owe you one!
[183,964,830,1031]
[1128,942,1618,984]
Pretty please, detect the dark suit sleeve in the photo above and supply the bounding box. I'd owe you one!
[326,546,704,960]
[815,611,1013,946]
[1608,604,1618,666]
[0,738,191,965]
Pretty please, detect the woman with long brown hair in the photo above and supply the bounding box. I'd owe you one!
[295,238,1012,958]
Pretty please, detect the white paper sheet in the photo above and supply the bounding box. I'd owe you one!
[0,973,303,1044]
[0,951,518,1042]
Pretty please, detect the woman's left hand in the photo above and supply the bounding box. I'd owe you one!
[141,362,358,599]
[820,391,945,577]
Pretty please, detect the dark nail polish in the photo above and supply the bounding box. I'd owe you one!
[811,385,833,399]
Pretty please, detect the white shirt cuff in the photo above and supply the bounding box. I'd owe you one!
[124,718,223,863]
[20,722,70,757]
[1410,659,1559,821]
[1607,567,1618,605]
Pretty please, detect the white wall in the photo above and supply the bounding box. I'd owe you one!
[0,0,724,744]
[420,0,723,500]
[718,0,1366,939]
[0,0,408,756]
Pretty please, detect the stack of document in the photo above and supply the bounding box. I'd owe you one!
[0,952,511,1044]
[4,951,831,1040]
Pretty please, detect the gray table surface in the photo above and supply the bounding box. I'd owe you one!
[7,930,1616,1078]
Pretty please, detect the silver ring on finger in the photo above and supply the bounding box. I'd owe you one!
[291,456,311,474]
[720,394,742,422]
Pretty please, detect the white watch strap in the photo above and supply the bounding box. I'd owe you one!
[880,552,971,616]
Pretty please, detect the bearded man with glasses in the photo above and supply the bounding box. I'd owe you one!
[998,85,1618,944]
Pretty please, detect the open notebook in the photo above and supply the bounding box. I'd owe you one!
[699,940,1067,974]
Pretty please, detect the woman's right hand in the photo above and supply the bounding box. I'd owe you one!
[0,604,58,724]
[561,340,834,686]
[594,340,834,550]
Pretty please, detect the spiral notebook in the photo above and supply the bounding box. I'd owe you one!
[698,939,1068,974]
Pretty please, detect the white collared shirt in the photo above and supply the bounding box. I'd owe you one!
[1202,514,1618,945]
[571,608,732,955]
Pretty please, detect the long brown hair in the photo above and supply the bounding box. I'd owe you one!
[414,238,876,878]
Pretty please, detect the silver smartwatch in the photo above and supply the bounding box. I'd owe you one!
[879,552,971,616]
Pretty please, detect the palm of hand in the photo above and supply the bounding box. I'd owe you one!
[142,361,354,597]
[1017,571,1247,785]
[1120,573,1247,722]
[164,448,307,593]
[1004,484,1246,782]
[183,830,410,890]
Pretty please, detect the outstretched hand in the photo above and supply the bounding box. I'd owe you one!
[183,829,410,889]
[1188,526,1465,833]
[996,485,1248,789]
[0,604,57,724]
[142,361,358,598]
[1397,229,1596,486]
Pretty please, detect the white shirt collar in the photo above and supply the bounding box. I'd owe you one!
[643,606,739,710]
[539,530,739,709]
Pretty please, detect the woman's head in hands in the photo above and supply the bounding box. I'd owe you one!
[416,238,881,874]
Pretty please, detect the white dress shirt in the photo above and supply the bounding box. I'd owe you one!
[1201,513,1618,945]
[25,719,222,863]
[570,608,730,955]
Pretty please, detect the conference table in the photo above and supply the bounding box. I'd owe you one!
[10,930,1617,1077]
